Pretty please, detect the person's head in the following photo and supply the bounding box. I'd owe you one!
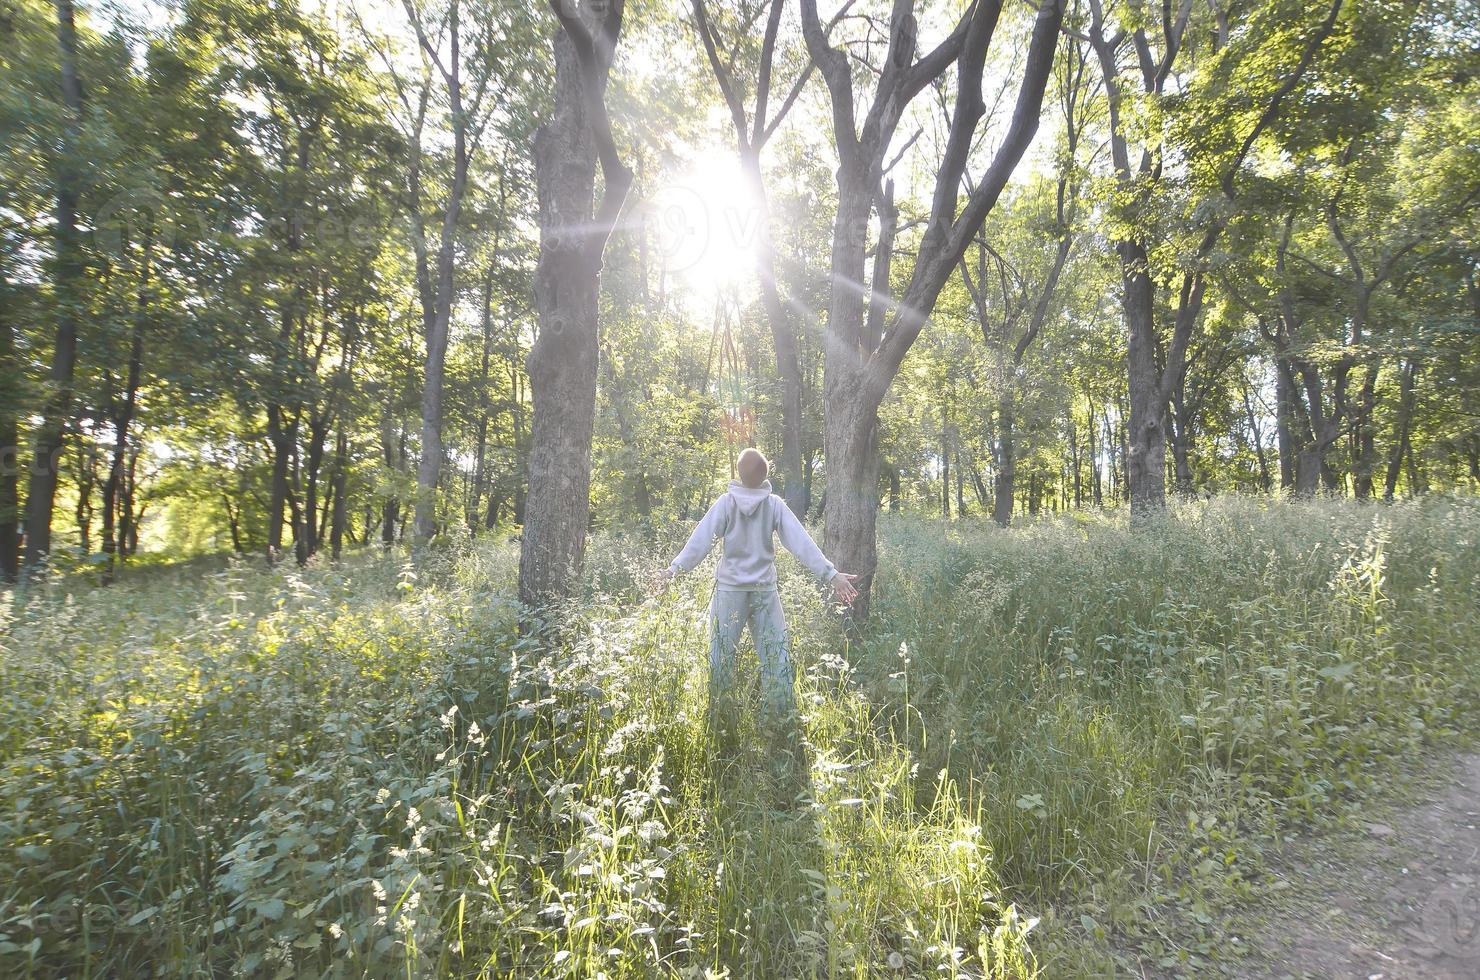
[736,448,769,488]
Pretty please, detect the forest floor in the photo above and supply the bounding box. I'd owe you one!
[6,498,1477,977]
[1235,750,1480,979]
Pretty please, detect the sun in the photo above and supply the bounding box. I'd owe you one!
[648,149,763,299]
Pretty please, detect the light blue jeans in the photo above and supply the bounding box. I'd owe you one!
[708,588,795,719]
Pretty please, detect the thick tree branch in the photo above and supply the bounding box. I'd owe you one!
[547,0,633,257]
[863,0,1066,411]
[690,0,749,146]
[1219,0,1344,199]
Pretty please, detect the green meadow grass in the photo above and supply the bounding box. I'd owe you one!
[1,496,1476,977]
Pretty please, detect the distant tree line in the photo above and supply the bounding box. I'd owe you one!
[2,0,1476,615]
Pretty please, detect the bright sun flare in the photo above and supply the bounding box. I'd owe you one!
[648,150,762,299]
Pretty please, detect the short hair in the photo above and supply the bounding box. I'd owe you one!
[737,448,769,488]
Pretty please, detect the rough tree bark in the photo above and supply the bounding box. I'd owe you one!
[518,0,633,606]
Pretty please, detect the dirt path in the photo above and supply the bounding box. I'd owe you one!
[1247,752,1480,979]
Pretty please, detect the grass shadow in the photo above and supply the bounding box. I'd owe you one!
[692,689,834,977]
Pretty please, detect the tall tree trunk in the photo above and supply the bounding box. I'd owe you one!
[1169,394,1195,494]
[304,414,328,556]
[1119,243,1166,515]
[379,414,400,551]
[955,451,966,516]
[818,181,882,617]
[1242,381,1272,493]
[75,448,95,553]
[1407,436,1426,493]
[412,221,461,544]
[940,401,951,518]
[1350,363,1379,500]
[469,268,495,534]
[803,0,1066,620]
[1086,395,1102,507]
[518,1,632,606]
[1,275,20,583]
[103,240,149,575]
[522,44,602,601]
[289,445,308,565]
[412,6,475,546]
[970,459,990,510]
[121,445,139,556]
[1101,407,1116,502]
[381,499,399,550]
[1117,405,1130,502]
[1295,444,1324,496]
[101,313,145,576]
[1275,356,1297,491]
[23,0,86,574]
[1291,355,1349,498]
[1384,358,1417,500]
[1069,414,1082,508]
[993,402,1015,527]
[330,428,348,560]
[800,453,813,512]
[266,404,295,562]
[222,494,244,554]
[318,465,335,551]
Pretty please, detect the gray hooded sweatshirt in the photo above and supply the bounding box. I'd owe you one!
[668,480,838,591]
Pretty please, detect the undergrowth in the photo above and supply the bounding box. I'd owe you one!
[1,496,1476,977]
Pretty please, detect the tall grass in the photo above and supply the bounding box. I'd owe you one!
[1,497,1476,977]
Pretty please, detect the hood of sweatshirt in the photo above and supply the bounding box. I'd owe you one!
[727,479,772,517]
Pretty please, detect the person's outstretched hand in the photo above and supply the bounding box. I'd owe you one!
[831,572,859,606]
[650,567,675,595]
